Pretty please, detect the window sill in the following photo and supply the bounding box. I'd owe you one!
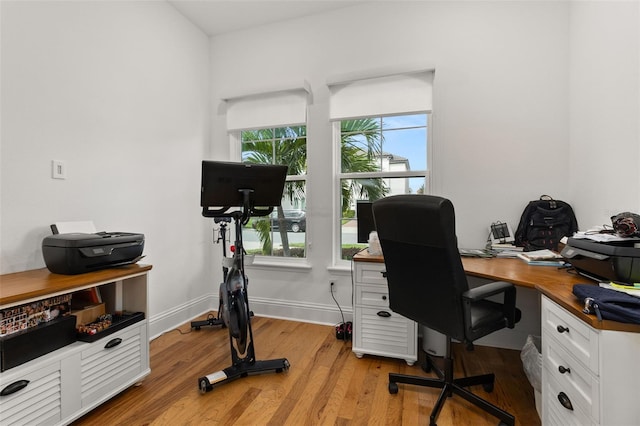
[246,256,312,272]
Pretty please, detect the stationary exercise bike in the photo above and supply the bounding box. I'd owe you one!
[197,161,290,394]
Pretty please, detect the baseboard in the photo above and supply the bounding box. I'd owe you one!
[148,294,352,340]
[148,294,213,340]
[249,297,353,326]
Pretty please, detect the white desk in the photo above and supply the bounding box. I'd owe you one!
[354,253,640,425]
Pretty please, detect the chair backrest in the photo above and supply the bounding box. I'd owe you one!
[372,194,468,341]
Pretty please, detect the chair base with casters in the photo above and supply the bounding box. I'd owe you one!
[388,336,515,426]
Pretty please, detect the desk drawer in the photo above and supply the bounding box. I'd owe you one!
[80,322,146,407]
[355,262,387,285]
[542,332,599,421]
[0,359,62,425]
[355,284,389,308]
[543,373,594,426]
[354,306,417,360]
[542,296,599,373]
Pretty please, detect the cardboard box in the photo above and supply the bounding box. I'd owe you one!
[72,303,105,327]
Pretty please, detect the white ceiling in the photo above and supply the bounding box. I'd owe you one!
[168,1,365,36]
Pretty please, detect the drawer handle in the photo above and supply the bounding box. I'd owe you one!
[382,295,387,301]
[105,337,123,349]
[558,365,571,374]
[377,310,392,318]
[557,391,573,411]
[1,379,29,397]
[381,271,387,278]
[556,325,570,334]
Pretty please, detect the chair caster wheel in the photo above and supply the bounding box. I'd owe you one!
[483,382,494,392]
[388,382,399,394]
[194,326,201,331]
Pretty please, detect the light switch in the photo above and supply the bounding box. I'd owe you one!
[52,160,66,179]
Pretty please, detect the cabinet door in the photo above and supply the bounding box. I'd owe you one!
[80,322,147,407]
[0,359,63,425]
[355,306,417,360]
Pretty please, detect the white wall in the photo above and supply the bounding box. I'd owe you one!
[568,1,640,228]
[0,1,212,337]
[209,1,574,324]
[2,1,637,335]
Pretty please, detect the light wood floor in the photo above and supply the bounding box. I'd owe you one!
[72,313,541,426]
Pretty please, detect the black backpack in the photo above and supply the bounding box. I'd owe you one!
[514,195,578,252]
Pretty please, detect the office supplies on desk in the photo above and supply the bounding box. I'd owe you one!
[599,282,640,298]
[489,221,515,244]
[517,249,565,266]
[459,248,494,258]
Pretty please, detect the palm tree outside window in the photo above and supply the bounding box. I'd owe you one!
[239,113,428,260]
[338,113,430,261]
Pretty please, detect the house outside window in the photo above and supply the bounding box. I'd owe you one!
[240,126,307,259]
[337,113,430,261]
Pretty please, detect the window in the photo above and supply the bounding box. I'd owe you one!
[241,126,307,258]
[328,69,434,263]
[337,113,430,261]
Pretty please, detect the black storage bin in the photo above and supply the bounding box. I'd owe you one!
[0,315,77,372]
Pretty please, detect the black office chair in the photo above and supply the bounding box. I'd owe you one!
[372,194,520,426]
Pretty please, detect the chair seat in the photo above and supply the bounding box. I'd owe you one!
[468,300,522,342]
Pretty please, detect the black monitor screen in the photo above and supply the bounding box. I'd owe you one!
[201,161,288,209]
[357,201,375,243]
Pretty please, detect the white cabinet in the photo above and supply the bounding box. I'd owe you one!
[541,295,640,425]
[0,353,66,425]
[79,322,148,408]
[352,259,417,365]
[0,266,151,426]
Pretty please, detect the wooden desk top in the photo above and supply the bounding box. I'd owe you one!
[0,264,152,308]
[354,251,640,333]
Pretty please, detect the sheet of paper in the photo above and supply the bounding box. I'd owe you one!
[53,221,96,234]
[571,232,629,243]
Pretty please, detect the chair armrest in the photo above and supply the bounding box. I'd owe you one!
[463,281,518,328]
[462,281,514,302]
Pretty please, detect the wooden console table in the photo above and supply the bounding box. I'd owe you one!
[0,264,152,425]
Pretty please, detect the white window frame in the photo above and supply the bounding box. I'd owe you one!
[333,113,433,267]
[230,129,312,270]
